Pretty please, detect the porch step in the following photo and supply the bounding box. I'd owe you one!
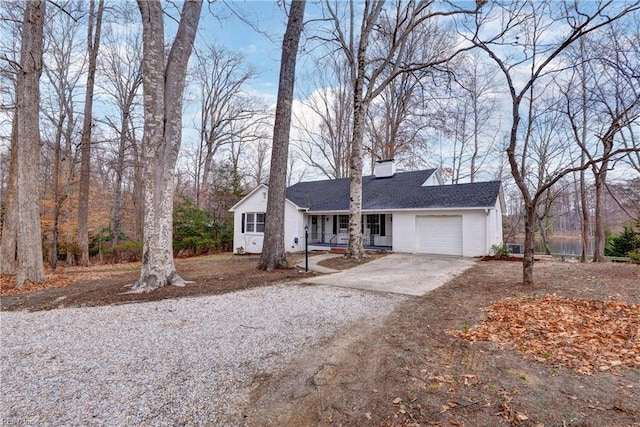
[329,247,347,254]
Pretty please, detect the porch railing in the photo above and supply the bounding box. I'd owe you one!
[309,233,392,247]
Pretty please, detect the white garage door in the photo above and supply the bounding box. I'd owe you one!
[416,215,463,256]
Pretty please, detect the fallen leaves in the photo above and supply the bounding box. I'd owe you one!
[452,294,640,374]
[495,403,535,426]
[0,263,139,297]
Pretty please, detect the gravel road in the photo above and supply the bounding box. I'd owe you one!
[1,283,405,426]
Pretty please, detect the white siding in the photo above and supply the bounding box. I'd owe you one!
[284,202,304,253]
[462,211,487,256]
[231,185,304,254]
[392,209,497,257]
[231,184,503,257]
[232,186,268,253]
[488,199,504,249]
[392,212,416,253]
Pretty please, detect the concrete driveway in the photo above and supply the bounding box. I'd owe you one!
[300,253,476,296]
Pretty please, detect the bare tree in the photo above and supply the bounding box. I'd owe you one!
[98,12,143,248]
[365,68,424,170]
[244,136,271,186]
[13,0,46,286]
[468,0,640,284]
[295,55,353,179]
[562,37,593,262]
[77,0,104,266]
[192,44,265,208]
[40,1,86,269]
[320,0,475,259]
[0,117,18,275]
[130,0,202,292]
[0,1,24,275]
[562,20,640,262]
[364,11,454,174]
[589,25,640,261]
[446,51,500,183]
[258,0,306,271]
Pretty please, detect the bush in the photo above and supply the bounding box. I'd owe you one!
[605,225,640,257]
[58,240,80,261]
[173,199,231,256]
[89,227,129,257]
[491,244,510,259]
[627,249,640,264]
[104,240,143,263]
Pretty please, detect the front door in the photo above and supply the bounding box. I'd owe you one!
[311,216,318,241]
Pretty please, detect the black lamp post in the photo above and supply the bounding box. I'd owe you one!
[304,224,309,272]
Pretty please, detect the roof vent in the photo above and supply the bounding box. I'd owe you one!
[374,159,395,178]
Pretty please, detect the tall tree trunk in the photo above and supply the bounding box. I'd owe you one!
[506,93,536,285]
[347,93,367,258]
[77,0,104,266]
[538,219,551,255]
[578,40,590,263]
[129,116,144,242]
[522,203,535,285]
[593,124,615,262]
[195,128,205,208]
[346,1,381,260]
[51,112,66,270]
[258,0,306,271]
[14,0,46,286]
[471,92,479,183]
[111,109,130,248]
[0,113,18,274]
[131,0,202,292]
[579,155,590,262]
[592,165,608,262]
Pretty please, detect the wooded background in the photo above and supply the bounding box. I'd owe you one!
[1,1,639,286]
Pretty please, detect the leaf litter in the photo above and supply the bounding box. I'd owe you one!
[1,263,139,297]
[453,294,640,374]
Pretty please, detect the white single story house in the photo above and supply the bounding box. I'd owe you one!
[229,160,505,257]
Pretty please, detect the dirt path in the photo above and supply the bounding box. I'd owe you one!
[244,259,640,427]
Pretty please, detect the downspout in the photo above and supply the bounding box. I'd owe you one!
[485,208,491,255]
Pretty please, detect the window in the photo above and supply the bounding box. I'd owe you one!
[367,214,380,235]
[245,212,265,233]
[338,215,349,232]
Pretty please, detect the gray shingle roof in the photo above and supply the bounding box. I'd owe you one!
[285,169,501,211]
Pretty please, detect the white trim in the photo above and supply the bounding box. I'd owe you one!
[302,206,497,215]
[229,183,306,212]
[229,184,268,212]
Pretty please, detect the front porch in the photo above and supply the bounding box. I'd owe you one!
[305,213,393,251]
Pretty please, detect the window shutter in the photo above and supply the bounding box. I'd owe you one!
[380,214,386,236]
[241,213,245,233]
[333,215,337,234]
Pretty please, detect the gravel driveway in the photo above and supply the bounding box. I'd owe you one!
[1,283,405,426]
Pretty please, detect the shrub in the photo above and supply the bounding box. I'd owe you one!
[105,240,143,263]
[605,225,640,257]
[173,199,223,256]
[58,240,80,261]
[628,249,640,264]
[89,227,129,257]
[491,244,510,259]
